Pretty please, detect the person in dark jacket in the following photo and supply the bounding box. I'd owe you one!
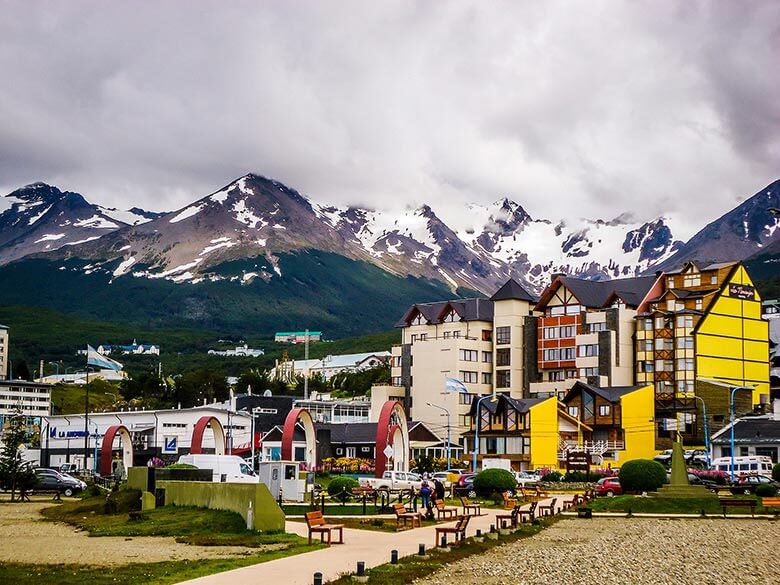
[433,478,445,500]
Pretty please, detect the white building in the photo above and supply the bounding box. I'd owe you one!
[0,324,8,379]
[38,369,128,384]
[41,405,252,471]
[270,351,390,382]
[97,341,160,356]
[0,379,52,432]
[207,344,265,357]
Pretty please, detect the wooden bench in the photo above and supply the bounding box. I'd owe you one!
[761,497,780,512]
[535,485,549,499]
[393,502,423,529]
[496,505,521,529]
[435,515,470,546]
[537,497,557,517]
[719,498,756,517]
[502,491,518,509]
[460,496,481,516]
[433,499,457,520]
[305,511,344,545]
[517,501,537,523]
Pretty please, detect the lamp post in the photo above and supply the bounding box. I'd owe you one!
[426,402,451,470]
[688,394,711,467]
[48,361,60,376]
[472,394,497,473]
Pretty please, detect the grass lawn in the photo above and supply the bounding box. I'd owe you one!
[588,494,762,515]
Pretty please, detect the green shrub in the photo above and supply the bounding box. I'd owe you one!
[472,468,516,496]
[618,459,667,492]
[166,463,198,469]
[103,488,142,514]
[756,484,778,497]
[772,463,780,482]
[541,471,563,482]
[327,476,360,502]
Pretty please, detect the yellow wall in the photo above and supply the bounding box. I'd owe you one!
[529,397,560,469]
[618,384,657,462]
[695,265,769,405]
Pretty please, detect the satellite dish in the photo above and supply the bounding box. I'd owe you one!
[263,389,272,397]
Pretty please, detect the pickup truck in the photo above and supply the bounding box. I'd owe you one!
[359,471,424,493]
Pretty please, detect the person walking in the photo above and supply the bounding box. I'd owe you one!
[420,480,432,511]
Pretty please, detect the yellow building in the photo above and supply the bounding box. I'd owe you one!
[635,261,769,449]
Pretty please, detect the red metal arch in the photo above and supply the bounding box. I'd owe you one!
[374,401,408,478]
[100,425,133,476]
[190,416,226,455]
[281,408,317,469]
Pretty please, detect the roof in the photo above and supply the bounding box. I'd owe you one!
[396,297,494,327]
[667,288,719,299]
[316,352,390,369]
[319,422,377,444]
[664,260,738,275]
[275,331,322,336]
[563,381,646,403]
[710,417,780,444]
[466,394,545,416]
[490,279,536,303]
[536,275,656,310]
[0,323,8,329]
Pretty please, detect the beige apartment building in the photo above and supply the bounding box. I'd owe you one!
[0,324,7,379]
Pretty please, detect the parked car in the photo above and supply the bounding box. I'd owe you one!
[32,468,85,497]
[59,463,79,474]
[665,472,717,489]
[729,475,780,495]
[595,477,622,497]
[513,471,540,487]
[684,450,708,466]
[453,473,478,498]
[653,450,673,466]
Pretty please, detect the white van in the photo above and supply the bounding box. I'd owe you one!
[711,455,773,476]
[177,454,258,483]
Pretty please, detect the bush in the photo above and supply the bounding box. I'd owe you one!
[773,463,780,482]
[327,476,360,503]
[618,459,667,492]
[166,463,198,469]
[103,488,142,514]
[541,471,563,482]
[472,468,516,496]
[756,484,778,497]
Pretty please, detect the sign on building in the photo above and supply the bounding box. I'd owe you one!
[566,451,590,473]
[162,436,178,454]
[729,283,755,300]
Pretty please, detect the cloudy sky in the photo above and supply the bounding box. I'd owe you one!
[1,1,778,236]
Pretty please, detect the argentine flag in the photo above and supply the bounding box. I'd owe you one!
[445,377,469,393]
[87,345,124,371]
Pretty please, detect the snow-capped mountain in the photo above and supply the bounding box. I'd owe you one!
[0,183,161,266]
[2,175,779,296]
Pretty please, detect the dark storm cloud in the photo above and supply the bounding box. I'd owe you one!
[0,1,777,236]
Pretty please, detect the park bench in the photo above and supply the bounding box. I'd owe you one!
[761,497,780,513]
[502,490,518,509]
[719,498,756,518]
[393,502,423,529]
[459,496,481,516]
[496,505,521,529]
[305,511,344,545]
[517,501,538,523]
[535,485,549,498]
[433,499,457,520]
[537,497,557,517]
[435,514,470,546]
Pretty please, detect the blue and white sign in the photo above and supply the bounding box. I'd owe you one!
[162,435,178,454]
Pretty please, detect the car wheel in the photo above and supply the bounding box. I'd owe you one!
[467,489,477,499]
[63,487,74,497]
[606,490,614,497]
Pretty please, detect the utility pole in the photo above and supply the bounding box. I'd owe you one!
[303,328,309,400]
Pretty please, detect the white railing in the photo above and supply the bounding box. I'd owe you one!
[558,440,625,459]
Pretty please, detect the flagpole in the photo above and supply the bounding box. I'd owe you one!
[84,346,89,472]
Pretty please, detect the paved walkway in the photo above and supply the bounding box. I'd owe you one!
[180,495,574,585]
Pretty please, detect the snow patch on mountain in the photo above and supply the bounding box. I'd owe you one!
[169,204,204,223]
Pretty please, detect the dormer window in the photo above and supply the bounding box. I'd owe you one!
[683,272,701,287]
[411,314,425,325]
[442,310,460,323]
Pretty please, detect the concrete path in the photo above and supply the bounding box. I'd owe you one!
[179,495,574,585]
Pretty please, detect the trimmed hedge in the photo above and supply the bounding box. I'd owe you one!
[327,476,360,503]
[756,484,777,497]
[772,463,780,482]
[618,459,667,492]
[472,468,516,496]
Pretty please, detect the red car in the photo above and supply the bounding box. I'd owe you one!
[595,477,622,497]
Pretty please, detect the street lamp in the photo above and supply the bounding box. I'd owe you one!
[472,394,498,473]
[48,361,60,376]
[698,378,757,480]
[426,402,451,470]
[687,394,711,467]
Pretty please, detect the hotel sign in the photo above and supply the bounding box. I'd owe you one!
[729,283,755,300]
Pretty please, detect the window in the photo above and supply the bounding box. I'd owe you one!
[543,348,560,361]
[667,300,676,311]
[598,405,611,417]
[677,358,694,371]
[459,349,478,362]
[482,372,492,385]
[460,371,478,384]
[641,318,653,331]
[666,276,675,288]
[677,336,694,350]
[420,334,427,341]
[566,369,578,379]
[642,339,653,352]
[683,273,701,287]
[578,344,599,357]
[560,325,575,337]
[459,392,473,405]
[452,330,460,338]
[710,275,717,284]
[496,348,511,366]
[588,322,607,333]
[496,326,511,345]
[655,317,666,329]
[566,304,581,315]
[638,361,654,373]
[543,327,559,339]
[391,376,403,386]
[410,334,418,342]
[549,370,565,381]
[677,315,693,328]
[496,370,511,388]
[482,329,492,341]
[443,331,451,339]
[392,356,402,367]
[561,347,576,360]
[567,406,579,418]
[677,380,694,393]
[550,306,565,316]
[482,351,492,363]
[695,299,703,311]
[655,360,673,372]
[582,393,595,422]
[580,367,599,377]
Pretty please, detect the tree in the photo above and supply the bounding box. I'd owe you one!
[0,410,38,501]
[173,368,229,407]
[14,359,31,381]
[236,368,271,394]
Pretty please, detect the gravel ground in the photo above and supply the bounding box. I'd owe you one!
[417,518,780,585]
[0,500,257,566]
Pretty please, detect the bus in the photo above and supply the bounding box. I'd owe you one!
[711,455,773,477]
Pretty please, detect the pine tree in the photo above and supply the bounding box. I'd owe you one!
[0,410,37,501]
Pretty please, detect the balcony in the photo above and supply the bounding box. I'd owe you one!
[558,439,625,460]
